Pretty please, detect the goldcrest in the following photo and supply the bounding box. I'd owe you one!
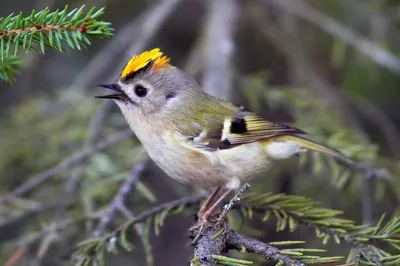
[96,48,349,219]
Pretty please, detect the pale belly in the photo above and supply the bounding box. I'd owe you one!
[143,135,272,190]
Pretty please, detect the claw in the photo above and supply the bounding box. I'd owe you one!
[190,220,209,245]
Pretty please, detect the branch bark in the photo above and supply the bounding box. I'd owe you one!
[228,231,304,266]
[190,223,306,266]
[191,224,227,266]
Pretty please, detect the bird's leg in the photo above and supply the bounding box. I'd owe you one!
[202,188,233,220]
[190,188,233,244]
[189,187,222,243]
[197,187,221,221]
[190,183,252,244]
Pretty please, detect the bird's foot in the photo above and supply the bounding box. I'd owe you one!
[189,219,211,245]
[190,207,221,244]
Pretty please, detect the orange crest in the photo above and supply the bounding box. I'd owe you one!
[121,48,170,79]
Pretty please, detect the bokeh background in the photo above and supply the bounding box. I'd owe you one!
[0,0,400,265]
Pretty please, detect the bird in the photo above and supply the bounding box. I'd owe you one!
[96,48,350,233]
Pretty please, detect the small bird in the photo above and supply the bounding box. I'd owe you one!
[96,48,349,226]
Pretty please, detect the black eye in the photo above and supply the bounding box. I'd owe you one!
[166,92,176,101]
[134,85,148,97]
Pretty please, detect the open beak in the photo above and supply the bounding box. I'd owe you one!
[95,83,127,100]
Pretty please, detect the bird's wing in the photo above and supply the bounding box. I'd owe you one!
[186,107,306,151]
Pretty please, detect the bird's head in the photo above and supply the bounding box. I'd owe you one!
[96,48,201,117]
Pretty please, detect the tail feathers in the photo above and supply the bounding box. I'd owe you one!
[271,134,351,162]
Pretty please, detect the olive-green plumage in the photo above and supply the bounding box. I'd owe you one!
[97,48,350,191]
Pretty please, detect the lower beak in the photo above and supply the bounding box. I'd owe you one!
[95,83,127,100]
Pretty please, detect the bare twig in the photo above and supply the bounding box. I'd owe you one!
[93,158,150,237]
[345,161,392,181]
[0,129,133,205]
[267,0,400,77]
[201,0,238,99]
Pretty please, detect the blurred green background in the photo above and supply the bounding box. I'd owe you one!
[0,0,399,265]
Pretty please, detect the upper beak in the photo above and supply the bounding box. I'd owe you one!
[95,83,127,100]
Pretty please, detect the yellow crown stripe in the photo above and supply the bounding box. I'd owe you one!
[121,48,170,78]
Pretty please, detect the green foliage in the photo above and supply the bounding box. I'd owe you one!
[72,196,203,266]
[0,55,20,83]
[241,192,400,265]
[0,5,113,84]
[191,255,254,266]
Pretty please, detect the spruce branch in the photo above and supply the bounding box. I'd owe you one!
[190,218,341,266]
[241,193,400,265]
[72,195,204,266]
[190,222,308,266]
[0,55,20,84]
[0,6,112,55]
[0,5,113,83]
[74,192,344,266]
[227,231,342,265]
